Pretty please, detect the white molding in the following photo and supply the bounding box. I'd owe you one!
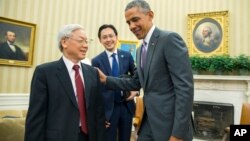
[194,75,250,81]
[0,93,29,110]
[194,75,250,102]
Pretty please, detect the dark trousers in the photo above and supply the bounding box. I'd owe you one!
[78,128,88,141]
[137,112,154,141]
[105,102,133,141]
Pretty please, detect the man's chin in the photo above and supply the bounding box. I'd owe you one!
[79,54,86,60]
[137,37,143,40]
[135,35,143,40]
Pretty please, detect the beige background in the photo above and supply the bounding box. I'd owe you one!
[0,0,249,93]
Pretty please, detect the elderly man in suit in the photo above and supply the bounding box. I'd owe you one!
[92,24,137,141]
[97,0,194,141]
[0,31,26,60]
[25,24,105,141]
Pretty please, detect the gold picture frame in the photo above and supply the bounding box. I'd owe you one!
[118,40,139,61]
[187,11,229,56]
[0,17,36,67]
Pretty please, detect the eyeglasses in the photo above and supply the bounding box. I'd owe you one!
[66,36,88,46]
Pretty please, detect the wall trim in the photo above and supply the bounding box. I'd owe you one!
[0,93,29,110]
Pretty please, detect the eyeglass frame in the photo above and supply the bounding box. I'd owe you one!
[65,36,89,46]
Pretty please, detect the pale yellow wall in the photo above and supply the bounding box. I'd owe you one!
[0,0,249,93]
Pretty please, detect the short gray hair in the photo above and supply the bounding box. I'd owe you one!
[125,0,151,13]
[57,24,84,51]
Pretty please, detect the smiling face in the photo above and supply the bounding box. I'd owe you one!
[125,6,154,39]
[61,29,88,63]
[99,27,118,52]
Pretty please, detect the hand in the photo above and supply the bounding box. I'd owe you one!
[95,67,107,83]
[169,136,183,141]
[126,91,138,101]
[105,121,111,128]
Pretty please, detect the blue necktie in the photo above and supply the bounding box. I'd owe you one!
[141,41,147,70]
[111,53,121,102]
[111,53,119,77]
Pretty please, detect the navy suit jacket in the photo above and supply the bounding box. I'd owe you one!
[25,58,105,141]
[92,49,136,121]
[0,42,26,60]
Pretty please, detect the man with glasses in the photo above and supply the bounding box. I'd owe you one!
[25,24,105,141]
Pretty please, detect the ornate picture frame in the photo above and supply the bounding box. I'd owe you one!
[0,17,36,67]
[187,11,229,56]
[118,40,138,61]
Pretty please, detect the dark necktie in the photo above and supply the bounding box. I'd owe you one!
[141,41,147,70]
[111,53,119,77]
[73,65,88,134]
[111,53,121,102]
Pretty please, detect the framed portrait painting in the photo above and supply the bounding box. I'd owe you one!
[187,11,229,56]
[0,17,36,67]
[118,40,138,61]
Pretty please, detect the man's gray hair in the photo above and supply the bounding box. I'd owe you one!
[125,0,151,13]
[57,24,84,51]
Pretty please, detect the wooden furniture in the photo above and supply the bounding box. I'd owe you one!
[133,96,144,131]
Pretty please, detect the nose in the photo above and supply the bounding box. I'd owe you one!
[106,36,112,41]
[83,42,88,47]
[83,44,88,51]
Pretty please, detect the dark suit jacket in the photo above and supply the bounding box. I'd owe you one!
[92,49,135,121]
[25,58,105,141]
[106,27,194,141]
[0,42,26,60]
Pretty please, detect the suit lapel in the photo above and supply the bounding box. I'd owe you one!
[136,46,145,88]
[117,50,124,74]
[56,58,78,109]
[100,51,112,75]
[143,28,160,88]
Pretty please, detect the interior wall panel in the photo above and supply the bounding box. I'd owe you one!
[0,0,249,93]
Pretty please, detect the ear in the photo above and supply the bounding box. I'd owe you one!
[148,11,154,19]
[61,38,68,49]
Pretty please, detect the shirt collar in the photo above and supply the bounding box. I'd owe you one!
[105,49,118,58]
[62,55,82,72]
[143,25,156,44]
[7,41,14,45]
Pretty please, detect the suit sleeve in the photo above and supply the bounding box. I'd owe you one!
[106,69,141,91]
[128,53,136,76]
[164,32,194,138]
[93,68,106,141]
[25,66,48,141]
